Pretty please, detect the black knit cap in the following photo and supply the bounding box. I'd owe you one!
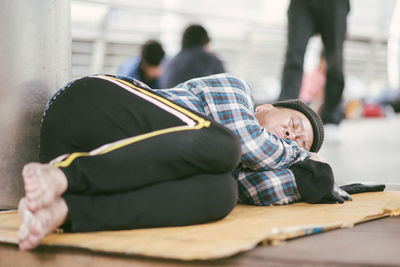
[272,99,324,152]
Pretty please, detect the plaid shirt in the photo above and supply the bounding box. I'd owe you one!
[115,73,310,205]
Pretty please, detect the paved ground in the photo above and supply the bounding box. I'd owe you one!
[319,114,400,190]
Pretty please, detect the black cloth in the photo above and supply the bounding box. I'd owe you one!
[160,46,225,88]
[340,183,385,194]
[291,159,344,204]
[279,0,350,125]
[39,76,241,232]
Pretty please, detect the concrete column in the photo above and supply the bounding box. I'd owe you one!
[0,0,71,208]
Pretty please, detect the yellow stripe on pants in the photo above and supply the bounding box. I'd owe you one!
[52,75,210,168]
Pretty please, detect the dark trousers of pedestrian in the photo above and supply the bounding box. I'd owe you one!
[279,0,350,125]
[39,75,241,232]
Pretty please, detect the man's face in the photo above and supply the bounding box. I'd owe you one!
[254,104,314,150]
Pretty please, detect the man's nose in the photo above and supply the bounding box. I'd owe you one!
[284,130,296,140]
[285,129,306,140]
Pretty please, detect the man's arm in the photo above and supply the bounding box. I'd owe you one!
[180,73,311,171]
[235,168,301,205]
[162,74,348,205]
[236,159,350,205]
[290,159,349,204]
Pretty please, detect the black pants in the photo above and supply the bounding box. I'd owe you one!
[39,75,240,232]
[279,0,350,124]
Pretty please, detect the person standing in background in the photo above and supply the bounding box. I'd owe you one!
[299,51,327,114]
[278,0,350,128]
[160,24,225,88]
[118,40,165,89]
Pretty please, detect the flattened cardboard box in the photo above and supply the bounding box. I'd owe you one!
[0,191,399,260]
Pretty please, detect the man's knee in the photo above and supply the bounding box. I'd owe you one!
[203,124,241,173]
[217,175,239,216]
[202,174,238,221]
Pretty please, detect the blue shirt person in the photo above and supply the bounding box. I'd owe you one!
[118,40,165,89]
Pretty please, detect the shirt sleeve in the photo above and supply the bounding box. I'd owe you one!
[174,73,310,206]
[235,168,301,205]
[187,73,310,171]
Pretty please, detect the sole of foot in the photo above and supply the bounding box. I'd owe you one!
[22,162,67,212]
[18,197,68,251]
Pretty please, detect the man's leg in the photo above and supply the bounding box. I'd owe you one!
[26,75,240,208]
[64,173,238,232]
[38,76,186,162]
[19,172,238,250]
[19,76,240,250]
[319,0,350,124]
[279,0,315,100]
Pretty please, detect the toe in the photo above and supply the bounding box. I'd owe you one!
[27,193,51,211]
[30,217,44,236]
[26,201,38,212]
[19,240,28,251]
[18,234,34,251]
[18,223,29,241]
[20,237,37,251]
[26,188,43,201]
[27,234,41,248]
[24,183,38,192]
[22,164,34,177]
[22,163,43,180]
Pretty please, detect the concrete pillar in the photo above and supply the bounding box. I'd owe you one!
[0,0,71,209]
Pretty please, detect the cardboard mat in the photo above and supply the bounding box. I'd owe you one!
[0,191,399,260]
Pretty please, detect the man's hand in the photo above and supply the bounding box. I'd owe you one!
[291,159,351,204]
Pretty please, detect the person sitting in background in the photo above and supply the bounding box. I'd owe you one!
[160,24,225,88]
[118,40,165,88]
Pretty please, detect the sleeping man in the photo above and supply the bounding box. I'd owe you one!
[18,73,350,250]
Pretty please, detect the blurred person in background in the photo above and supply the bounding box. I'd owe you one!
[299,51,326,114]
[118,40,165,88]
[278,0,350,131]
[160,24,225,88]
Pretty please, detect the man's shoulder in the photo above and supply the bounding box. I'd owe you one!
[196,73,254,94]
[204,50,223,61]
[178,73,255,109]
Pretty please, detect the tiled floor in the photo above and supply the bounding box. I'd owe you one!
[319,114,400,190]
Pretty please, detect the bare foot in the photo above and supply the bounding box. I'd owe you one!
[18,197,68,251]
[22,162,68,211]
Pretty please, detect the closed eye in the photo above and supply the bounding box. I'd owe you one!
[293,115,304,131]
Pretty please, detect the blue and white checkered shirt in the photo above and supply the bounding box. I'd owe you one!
[116,73,310,205]
[155,73,311,205]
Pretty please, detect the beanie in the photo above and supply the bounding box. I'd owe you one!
[272,99,324,152]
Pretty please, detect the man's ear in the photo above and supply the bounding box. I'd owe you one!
[255,104,274,113]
